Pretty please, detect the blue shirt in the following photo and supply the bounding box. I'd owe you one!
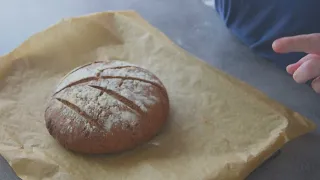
[215,0,320,69]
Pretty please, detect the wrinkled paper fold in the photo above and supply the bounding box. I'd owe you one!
[0,11,316,180]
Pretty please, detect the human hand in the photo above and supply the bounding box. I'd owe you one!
[272,33,320,93]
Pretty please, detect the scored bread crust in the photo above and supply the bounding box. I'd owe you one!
[44,60,169,154]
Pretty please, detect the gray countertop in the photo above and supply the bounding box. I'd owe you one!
[1,0,320,179]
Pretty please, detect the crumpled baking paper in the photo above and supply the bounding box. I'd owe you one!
[0,11,316,180]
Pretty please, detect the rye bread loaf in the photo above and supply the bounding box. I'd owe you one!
[44,60,169,154]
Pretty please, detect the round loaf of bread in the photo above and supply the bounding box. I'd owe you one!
[44,60,169,154]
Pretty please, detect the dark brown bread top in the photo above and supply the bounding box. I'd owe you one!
[45,60,169,154]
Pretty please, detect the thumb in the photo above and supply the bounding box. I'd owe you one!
[272,33,320,54]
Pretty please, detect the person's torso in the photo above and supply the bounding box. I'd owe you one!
[215,0,320,68]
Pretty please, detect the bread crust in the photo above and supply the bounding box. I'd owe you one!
[44,61,169,154]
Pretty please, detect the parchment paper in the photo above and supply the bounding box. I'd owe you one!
[0,11,316,180]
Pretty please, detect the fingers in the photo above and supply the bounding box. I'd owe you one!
[287,63,301,75]
[286,54,318,75]
[273,33,320,54]
[292,56,320,83]
[275,33,320,93]
[312,77,320,93]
